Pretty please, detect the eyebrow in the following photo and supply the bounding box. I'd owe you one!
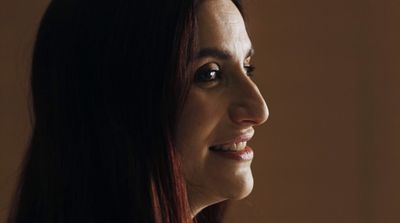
[194,47,254,60]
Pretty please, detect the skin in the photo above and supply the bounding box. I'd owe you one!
[175,0,269,217]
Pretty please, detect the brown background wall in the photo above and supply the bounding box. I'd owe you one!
[1,0,399,223]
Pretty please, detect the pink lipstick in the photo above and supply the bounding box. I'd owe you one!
[211,146,254,161]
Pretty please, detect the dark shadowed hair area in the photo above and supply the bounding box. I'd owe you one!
[7,0,244,222]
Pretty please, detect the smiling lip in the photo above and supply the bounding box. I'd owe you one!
[208,129,255,161]
[211,146,254,161]
[212,128,255,146]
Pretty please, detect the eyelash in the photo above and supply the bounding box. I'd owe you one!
[194,65,221,83]
[194,64,256,84]
[244,65,256,77]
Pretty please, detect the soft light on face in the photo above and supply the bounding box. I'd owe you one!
[175,0,269,216]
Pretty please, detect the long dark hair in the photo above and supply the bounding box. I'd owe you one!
[7,0,243,222]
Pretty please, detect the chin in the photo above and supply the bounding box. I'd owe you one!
[232,176,254,200]
[220,169,254,200]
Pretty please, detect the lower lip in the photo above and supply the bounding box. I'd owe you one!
[210,146,254,161]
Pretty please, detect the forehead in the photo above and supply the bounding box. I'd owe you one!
[195,0,252,55]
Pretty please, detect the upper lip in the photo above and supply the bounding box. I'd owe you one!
[211,128,255,146]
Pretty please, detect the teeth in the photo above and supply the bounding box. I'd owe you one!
[235,142,247,151]
[211,141,247,152]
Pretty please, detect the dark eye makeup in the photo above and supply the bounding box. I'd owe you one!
[194,63,221,83]
[244,64,255,77]
[193,62,256,86]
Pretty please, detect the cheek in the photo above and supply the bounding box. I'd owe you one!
[176,89,224,149]
[175,89,254,201]
[175,89,225,174]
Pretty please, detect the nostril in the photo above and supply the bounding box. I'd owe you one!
[241,119,260,125]
[228,101,268,126]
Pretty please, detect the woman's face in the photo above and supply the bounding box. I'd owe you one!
[176,0,269,215]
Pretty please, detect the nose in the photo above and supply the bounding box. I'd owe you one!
[228,77,269,127]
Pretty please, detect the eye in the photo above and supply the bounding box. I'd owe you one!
[194,63,221,83]
[244,64,255,77]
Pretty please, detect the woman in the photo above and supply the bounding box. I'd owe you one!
[8,0,268,222]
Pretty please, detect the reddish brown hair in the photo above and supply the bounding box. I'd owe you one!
[8,0,244,223]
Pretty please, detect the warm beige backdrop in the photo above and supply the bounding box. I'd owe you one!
[1,0,399,223]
